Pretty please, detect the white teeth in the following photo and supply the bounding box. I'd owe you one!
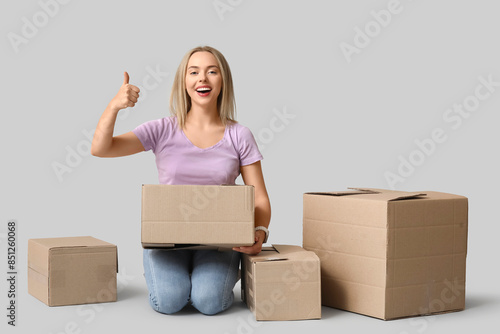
[196,87,211,92]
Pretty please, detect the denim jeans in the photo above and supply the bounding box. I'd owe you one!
[143,248,241,315]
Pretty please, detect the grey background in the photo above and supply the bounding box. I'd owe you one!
[2,0,499,333]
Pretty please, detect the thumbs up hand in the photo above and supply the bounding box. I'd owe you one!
[109,72,141,111]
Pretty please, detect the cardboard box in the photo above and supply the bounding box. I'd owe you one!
[303,187,468,320]
[241,244,321,321]
[28,236,118,306]
[141,184,255,249]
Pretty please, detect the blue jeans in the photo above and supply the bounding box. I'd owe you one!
[143,248,241,315]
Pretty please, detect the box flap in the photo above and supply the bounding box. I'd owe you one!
[248,245,288,262]
[141,243,235,252]
[349,188,427,201]
[305,188,426,202]
[304,189,376,196]
[30,236,115,250]
[29,237,118,274]
[247,244,318,263]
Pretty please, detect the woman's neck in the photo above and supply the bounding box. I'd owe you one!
[186,104,222,128]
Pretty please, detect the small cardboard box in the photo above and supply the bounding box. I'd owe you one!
[303,187,468,320]
[28,236,118,307]
[141,184,255,249]
[241,244,321,321]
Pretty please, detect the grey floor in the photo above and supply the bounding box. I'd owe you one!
[16,272,500,334]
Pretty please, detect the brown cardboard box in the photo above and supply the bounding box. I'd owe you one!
[303,187,468,320]
[28,236,118,307]
[241,244,321,321]
[141,184,255,249]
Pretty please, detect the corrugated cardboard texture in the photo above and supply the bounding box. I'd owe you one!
[241,245,321,321]
[303,188,468,320]
[141,184,255,248]
[28,236,118,307]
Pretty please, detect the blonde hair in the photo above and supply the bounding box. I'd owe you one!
[170,46,237,130]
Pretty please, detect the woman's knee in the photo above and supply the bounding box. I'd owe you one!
[149,286,190,314]
[190,286,235,315]
[190,250,240,315]
[143,249,192,314]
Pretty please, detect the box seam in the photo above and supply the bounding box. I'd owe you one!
[305,246,466,261]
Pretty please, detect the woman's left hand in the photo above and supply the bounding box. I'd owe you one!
[233,230,266,255]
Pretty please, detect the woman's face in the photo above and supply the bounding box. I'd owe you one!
[185,51,222,110]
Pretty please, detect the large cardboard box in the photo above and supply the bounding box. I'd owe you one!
[141,184,255,249]
[303,187,468,320]
[28,236,118,306]
[241,244,321,321]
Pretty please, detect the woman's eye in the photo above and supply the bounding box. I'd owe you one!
[188,70,216,75]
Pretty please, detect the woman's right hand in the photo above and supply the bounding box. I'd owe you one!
[91,71,144,157]
[109,72,141,111]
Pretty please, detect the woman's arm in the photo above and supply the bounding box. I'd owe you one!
[233,160,271,255]
[91,72,145,158]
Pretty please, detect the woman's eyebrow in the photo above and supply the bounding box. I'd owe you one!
[187,65,220,69]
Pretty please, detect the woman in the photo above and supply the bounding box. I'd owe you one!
[91,46,271,315]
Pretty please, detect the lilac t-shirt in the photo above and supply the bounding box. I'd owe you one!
[132,116,263,185]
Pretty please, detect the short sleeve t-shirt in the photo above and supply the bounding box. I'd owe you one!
[132,116,263,185]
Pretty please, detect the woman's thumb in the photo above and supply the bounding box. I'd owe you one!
[123,71,130,85]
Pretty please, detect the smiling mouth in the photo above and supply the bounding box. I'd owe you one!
[196,88,212,96]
